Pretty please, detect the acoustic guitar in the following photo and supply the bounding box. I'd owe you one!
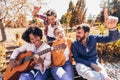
[4,44,66,80]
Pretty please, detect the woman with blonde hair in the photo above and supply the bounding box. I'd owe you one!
[50,27,74,80]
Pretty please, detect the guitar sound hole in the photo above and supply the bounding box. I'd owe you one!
[21,58,25,64]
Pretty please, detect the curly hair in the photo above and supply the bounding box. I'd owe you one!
[22,26,43,43]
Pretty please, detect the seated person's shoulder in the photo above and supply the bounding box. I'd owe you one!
[52,40,61,47]
[72,39,77,43]
[67,37,72,40]
[43,42,50,48]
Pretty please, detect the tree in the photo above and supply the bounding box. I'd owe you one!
[96,0,120,23]
[69,0,87,28]
[95,11,104,23]
[16,14,27,28]
[29,17,45,27]
[106,0,120,23]
[0,19,6,42]
[60,0,87,28]
[111,10,120,23]
[0,0,42,42]
[68,0,75,11]
[60,14,67,24]
[110,0,120,22]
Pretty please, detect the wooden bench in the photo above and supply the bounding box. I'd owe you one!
[1,46,86,80]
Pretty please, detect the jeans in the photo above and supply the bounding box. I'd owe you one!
[51,61,74,80]
[76,63,105,80]
[19,69,50,80]
[46,36,55,42]
[46,36,55,46]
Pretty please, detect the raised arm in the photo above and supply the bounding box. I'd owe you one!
[95,2,119,43]
[104,2,118,29]
[32,6,47,21]
[32,6,41,16]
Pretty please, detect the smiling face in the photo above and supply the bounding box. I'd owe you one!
[76,28,86,42]
[29,33,41,47]
[54,28,65,40]
[47,15,56,25]
[76,28,89,43]
[46,9,57,25]
[75,24,90,43]
[22,27,43,47]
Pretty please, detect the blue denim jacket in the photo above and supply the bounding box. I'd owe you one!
[72,29,120,67]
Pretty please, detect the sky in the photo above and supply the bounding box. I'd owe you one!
[32,0,106,20]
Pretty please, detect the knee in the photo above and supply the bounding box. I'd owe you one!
[87,72,101,80]
[19,73,34,80]
[61,73,74,80]
[88,75,96,80]
[76,69,98,80]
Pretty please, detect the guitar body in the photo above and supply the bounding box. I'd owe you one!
[4,51,35,80]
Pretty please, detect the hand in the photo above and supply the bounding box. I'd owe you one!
[9,59,19,68]
[91,63,102,72]
[34,54,44,64]
[105,76,111,80]
[104,2,118,29]
[32,6,41,16]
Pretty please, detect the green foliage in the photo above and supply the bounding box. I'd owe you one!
[15,32,20,40]
[99,24,105,35]
[117,23,120,30]
[60,0,86,28]
[97,40,120,55]
[111,10,120,23]
[29,18,45,27]
[60,15,67,24]
[0,43,6,71]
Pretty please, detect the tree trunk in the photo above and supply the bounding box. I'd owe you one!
[0,19,6,42]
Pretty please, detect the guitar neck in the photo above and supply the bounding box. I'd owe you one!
[37,48,51,56]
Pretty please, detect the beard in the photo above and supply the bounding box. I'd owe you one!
[76,35,86,42]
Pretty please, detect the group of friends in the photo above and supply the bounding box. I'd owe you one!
[8,6,120,80]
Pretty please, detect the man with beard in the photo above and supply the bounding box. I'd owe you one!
[71,6,120,80]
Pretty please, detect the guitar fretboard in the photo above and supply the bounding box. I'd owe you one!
[37,48,51,56]
[23,48,51,63]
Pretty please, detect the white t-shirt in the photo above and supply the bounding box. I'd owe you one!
[63,39,70,61]
[47,24,63,37]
